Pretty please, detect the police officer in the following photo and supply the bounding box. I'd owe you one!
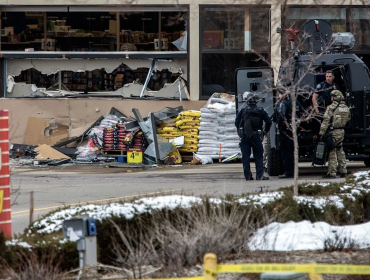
[235,93,272,181]
[312,70,339,115]
[319,90,351,178]
[277,91,295,179]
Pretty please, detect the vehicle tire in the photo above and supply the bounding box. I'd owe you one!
[266,134,284,176]
[267,147,284,176]
[265,133,284,176]
[364,157,370,167]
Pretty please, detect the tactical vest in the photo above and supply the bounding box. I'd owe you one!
[332,104,350,128]
[243,106,263,131]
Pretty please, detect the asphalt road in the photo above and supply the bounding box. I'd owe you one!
[9,161,367,236]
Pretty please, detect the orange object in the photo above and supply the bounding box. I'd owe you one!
[0,110,12,237]
[219,144,222,163]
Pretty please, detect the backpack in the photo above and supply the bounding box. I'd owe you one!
[313,141,328,165]
[237,107,263,138]
[237,117,244,138]
[321,132,336,151]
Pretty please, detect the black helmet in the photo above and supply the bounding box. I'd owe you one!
[243,92,259,105]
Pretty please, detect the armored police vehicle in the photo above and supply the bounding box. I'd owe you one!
[235,20,370,176]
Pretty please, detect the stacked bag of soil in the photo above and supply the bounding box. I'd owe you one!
[156,125,183,141]
[102,126,120,151]
[155,110,201,163]
[156,110,200,154]
[76,113,148,162]
[102,126,145,152]
[76,114,121,161]
[195,93,240,159]
[175,111,200,153]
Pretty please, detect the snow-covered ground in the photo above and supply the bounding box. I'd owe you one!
[8,171,370,251]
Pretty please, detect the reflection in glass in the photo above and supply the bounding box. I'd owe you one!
[0,10,187,52]
[200,6,271,98]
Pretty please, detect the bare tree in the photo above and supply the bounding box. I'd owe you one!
[242,1,370,194]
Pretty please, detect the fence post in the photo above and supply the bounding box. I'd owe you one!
[203,253,217,280]
[29,191,34,225]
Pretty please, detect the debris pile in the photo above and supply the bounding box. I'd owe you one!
[11,96,241,168]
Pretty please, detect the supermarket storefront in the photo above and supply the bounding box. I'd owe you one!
[0,1,369,144]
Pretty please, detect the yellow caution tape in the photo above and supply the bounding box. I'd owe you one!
[117,277,204,280]
[98,264,370,280]
[217,264,370,275]
[204,268,218,277]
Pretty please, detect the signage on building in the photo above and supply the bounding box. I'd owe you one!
[25,12,44,18]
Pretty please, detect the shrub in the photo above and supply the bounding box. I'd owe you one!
[8,173,370,277]
[0,245,67,280]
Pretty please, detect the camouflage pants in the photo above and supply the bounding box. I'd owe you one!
[263,134,268,169]
[327,129,347,176]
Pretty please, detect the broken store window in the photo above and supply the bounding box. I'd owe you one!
[10,63,183,96]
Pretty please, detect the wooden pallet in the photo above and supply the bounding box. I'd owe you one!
[101,150,127,156]
[179,152,194,162]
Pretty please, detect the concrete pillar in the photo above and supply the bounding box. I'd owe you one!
[188,3,200,101]
[244,9,251,51]
[270,3,282,84]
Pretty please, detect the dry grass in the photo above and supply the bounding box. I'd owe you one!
[0,247,67,280]
[109,201,278,278]
[4,181,370,279]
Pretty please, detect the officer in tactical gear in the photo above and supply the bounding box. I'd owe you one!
[277,91,295,178]
[235,92,272,181]
[312,70,339,114]
[319,90,351,178]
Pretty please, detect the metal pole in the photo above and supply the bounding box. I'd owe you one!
[116,12,120,51]
[78,251,84,280]
[29,191,34,225]
[132,108,150,143]
[140,59,156,98]
[158,12,161,51]
[227,12,231,51]
[44,12,47,51]
[150,113,160,164]
[58,69,61,91]
[1,59,6,98]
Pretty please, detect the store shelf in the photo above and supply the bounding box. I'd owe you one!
[202,49,250,53]
[1,42,33,45]
[0,51,187,59]
[201,49,270,54]
[0,41,43,51]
